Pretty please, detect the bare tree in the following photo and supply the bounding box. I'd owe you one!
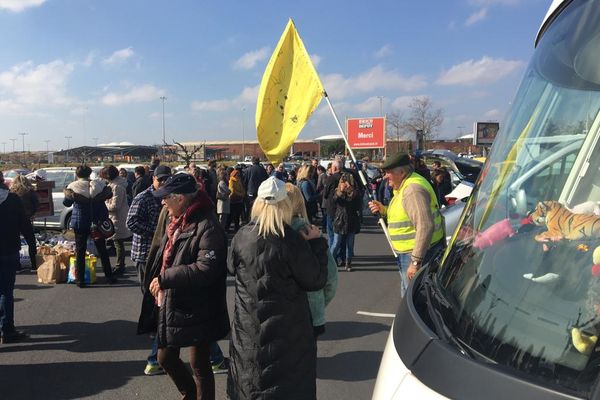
[164,140,204,167]
[403,96,444,142]
[386,111,405,153]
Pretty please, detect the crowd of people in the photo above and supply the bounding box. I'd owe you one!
[0,151,449,399]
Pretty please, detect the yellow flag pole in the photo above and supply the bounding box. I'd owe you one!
[323,91,397,257]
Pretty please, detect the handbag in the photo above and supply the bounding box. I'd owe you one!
[89,181,115,240]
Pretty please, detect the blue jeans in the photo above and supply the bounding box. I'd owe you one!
[396,240,445,298]
[326,214,334,247]
[147,335,159,365]
[331,232,355,265]
[0,253,19,335]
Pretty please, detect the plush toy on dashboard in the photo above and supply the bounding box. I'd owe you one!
[527,201,600,355]
[529,200,600,242]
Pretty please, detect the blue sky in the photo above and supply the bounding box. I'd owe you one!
[0,0,550,151]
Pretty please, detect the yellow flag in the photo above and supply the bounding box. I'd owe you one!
[256,19,324,163]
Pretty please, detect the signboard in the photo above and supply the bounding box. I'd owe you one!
[473,121,499,146]
[347,117,385,149]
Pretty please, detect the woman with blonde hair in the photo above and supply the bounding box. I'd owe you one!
[286,183,338,337]
[227,176,328,400]
[296,164,319,222]
[10,175,38,270]
[331,172,362,271]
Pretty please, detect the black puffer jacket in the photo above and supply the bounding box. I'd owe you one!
[227,223,329,400]
[153,192,230,348]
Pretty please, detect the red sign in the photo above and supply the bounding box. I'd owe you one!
[347,117,385,149]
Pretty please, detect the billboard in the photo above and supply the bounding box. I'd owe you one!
[346,117,385,149]
[473,122,499,146]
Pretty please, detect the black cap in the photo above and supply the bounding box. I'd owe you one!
[381,152,411,170]
[152,173,197,198]
[153,165,172,179]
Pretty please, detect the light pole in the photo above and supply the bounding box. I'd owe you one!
[65,136,72,163]
[241,107,246,161]
[160,96,167,156]
[376,96,384,117]
[18,132,27,152]
[44,140,51,164]
[10,138,16,153]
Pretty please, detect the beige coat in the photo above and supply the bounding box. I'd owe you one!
[106,176,131,240]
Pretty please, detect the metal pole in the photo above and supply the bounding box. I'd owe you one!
[160,96,167,155]
[377,96,384,117]
[65,136,72,163]
[241,107,246,161]
[19,132,27,152]
[324,92,397,257]
[10,138,16,153]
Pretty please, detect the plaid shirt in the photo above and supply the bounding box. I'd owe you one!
[126,185,162,263]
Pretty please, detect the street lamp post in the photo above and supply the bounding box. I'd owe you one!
[376,96,384,117]
[241,107,246,161]
[65,136,72,163]
[10,138,16,153]
[160,96,167,156]
[18,132,28,165]
[18,132,27,152]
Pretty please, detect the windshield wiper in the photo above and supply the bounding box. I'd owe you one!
[421,274,476,360]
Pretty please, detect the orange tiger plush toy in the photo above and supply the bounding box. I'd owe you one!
[530,201,600,242]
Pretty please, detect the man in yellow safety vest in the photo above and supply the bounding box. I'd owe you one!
[369,152,445,296]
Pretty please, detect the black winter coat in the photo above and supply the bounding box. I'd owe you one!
[332,190,362,235]
[152,194,230,348]
[0,190,28,257]
[227,224,329,400]
[244,163,269,197]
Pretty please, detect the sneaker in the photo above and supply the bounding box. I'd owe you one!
[144,363,164,376]
[211,358,229,374]
[1,330,29,344]
[345,263,353,272]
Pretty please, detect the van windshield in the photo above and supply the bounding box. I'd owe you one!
[436,0,600,395]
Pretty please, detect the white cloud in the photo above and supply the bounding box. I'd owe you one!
[465,8,487,26]
[149,111,173,119]
[233,47,270,70]
[323,65,427,99]
[191,84,259,113]
[483,108,502,119]
[101,84,165,106]
[103,47,135,66]
[390,95,420,110]
[374,44,393,59]
[355,97,381,114]
[0,0,45,12]
[310,54,322,68]
[0,60,75,114]
[82,51,97,67]
[436,56,524,86]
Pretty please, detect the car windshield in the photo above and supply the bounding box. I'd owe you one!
[436,0,600,395]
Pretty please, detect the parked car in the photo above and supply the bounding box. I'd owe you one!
[30,166,103,230]
[2,168,31,187]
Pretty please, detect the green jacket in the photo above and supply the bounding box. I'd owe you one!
[291,217,338,326]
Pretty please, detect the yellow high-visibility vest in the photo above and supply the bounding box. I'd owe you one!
[384,173,444,254]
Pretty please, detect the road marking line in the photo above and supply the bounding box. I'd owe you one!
[356,311,395,318]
